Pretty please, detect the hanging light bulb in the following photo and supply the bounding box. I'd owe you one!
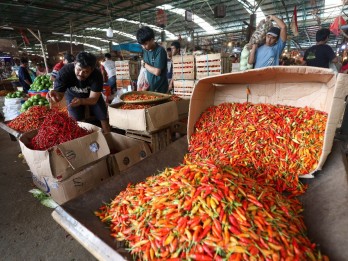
[106,26,113,38]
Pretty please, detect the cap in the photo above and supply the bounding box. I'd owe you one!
[267,27,280,38]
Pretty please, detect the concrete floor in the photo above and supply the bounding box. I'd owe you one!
[0,129,96,261]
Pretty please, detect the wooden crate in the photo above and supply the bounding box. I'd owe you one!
[116,79,132,88]
[172,55,195,80]
[126,128,172,153]
[115,60,139,80]
[195,53,231,79]
[173,80,195,99]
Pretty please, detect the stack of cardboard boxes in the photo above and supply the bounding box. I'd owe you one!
[19,122,151,204]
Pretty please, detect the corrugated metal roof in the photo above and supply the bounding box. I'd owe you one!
[0,0,347,56]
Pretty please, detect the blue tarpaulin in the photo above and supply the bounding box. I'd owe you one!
[112,43,142,53]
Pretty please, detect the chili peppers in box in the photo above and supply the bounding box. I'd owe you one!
[188,66,348,180]
[108,101,178,133]
[19,111,110,181]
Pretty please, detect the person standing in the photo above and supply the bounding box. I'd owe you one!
[248,15,287,68]
[101,53,116,92]
[46,52,111,133]
[136,26,168,93]
[303,28,338,68]
[166,47,172,91]
[18,58,32,93]
[168,41,181,92]
[50,53,74,81]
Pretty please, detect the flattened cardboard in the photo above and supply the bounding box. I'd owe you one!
[108,101,178,132]
[104,132,151,175]
[188,66,348,177]
[19,122,110,181]
[32,159,110,205]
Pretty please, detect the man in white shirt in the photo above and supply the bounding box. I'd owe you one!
[101,53,116,92]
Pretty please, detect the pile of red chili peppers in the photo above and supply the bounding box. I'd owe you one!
[185,103,327,195]
[31,110,91,150]
[96,102,329,261]
[8,105,50,132]
[96,164,327,261]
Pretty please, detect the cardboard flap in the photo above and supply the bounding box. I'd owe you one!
[176,99,190,117]
[19,130,54,177]
[113,142,151,172]
[104,132,152,173]
[56,130,110,170]
[146,101,178,130]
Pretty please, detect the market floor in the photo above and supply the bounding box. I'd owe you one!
[0,130,96,261]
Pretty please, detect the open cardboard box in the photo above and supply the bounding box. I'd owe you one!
[19,122,110,181]
[108,101,178,133]
[32,158,110,205]
[188,66,348,177]
[104,132,152,175]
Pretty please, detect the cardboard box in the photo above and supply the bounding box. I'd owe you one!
[172,55,195,80]
[32,158,110,205]
[173,80,196,99]
[115,60,139,80]
[19,122,110,181]
[126,128,172,153]
[104,132,152,175]
[195,53,231,79]
[108,101,178,133]
[188,66,348,177]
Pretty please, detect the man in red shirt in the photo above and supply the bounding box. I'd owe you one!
[50,53,74,81]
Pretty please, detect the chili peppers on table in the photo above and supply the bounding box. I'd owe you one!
[30,110,91,150]
[185,103,327,195]
[96,164,327,261]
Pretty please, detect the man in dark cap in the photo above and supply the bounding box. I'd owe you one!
[303,28,338,68]
[248,15,287,68]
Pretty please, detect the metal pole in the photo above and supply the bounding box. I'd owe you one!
[27,28,48,73]
[70,20,73,54]
[38,30,48,74]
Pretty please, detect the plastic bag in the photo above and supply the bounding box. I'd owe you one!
[137,67,149,91]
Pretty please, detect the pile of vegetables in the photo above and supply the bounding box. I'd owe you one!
[96,102,328,260]
[118,95,183,110]
[119,104,153,110]
[5,90,25,99]
[20,94,49,112]
[122,93,164,102]
[8,105,50,132]
[96,164,327,261]
[186,103,326,195]
[30,110,91,150]
[29,74,52,91]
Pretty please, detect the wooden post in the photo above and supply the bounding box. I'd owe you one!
[27,28,48,73]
